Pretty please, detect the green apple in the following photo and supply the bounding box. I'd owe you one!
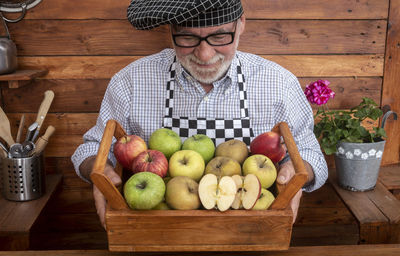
[215,139,249,164]
[205,156,241,178]
[165,176,200,210]
[182,134,215,164]
[149,128,182,159]
[242,154,277,189]
[124,172,166,210]
[168,150,205,182]
[252,188,275,210]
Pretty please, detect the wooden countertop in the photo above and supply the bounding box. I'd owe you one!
[0,244,400,256]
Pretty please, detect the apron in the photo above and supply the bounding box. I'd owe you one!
[163,57,254,146]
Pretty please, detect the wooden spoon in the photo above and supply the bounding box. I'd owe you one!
[0,106,15,147]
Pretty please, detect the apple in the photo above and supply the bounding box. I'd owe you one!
[113,135,147,170]
[165,176,200,210]
[242,154,277,189]
[205,156,241,178]
[131,149,168,178]
[152,201,171,210]
[149,128,182,159]
[182,134,215,164]
[215,139,249,164]
[198,173,237,212]
[123,172,166,210]
[168,150,205,182]
[252,188,275,210]
[231,174,261,210]
[250,131,286,163]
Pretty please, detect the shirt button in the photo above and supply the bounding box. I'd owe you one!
[204,96,209,102]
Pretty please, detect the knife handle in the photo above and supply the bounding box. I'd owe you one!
[35,90,55,134]
[33,125,55,156]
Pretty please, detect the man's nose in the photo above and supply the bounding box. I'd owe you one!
[194,40,216,63]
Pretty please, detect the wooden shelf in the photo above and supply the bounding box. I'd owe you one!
[0,70,48,89]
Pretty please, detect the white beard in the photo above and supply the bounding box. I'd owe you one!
[177,53,234,84]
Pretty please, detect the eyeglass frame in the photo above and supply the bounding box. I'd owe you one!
[171,21,238,48]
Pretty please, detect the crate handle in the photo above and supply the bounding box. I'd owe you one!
[269,122,308,210]
[91,119,129,210]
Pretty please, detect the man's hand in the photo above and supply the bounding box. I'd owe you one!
[276,160,302,224]
[93,165,121,229]
[79,156,121,229]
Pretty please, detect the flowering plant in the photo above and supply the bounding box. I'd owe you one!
[305,80,386,155]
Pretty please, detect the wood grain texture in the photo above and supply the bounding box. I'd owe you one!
[381,0,400,165]
[379,164,400,190]
[21,0,388,20]
[8,20,386,55]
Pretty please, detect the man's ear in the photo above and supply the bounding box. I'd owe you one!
[238,14,246,35]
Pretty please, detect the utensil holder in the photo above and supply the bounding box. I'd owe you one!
[1,154,45,201]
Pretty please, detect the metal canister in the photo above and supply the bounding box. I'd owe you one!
[0,14,18,75]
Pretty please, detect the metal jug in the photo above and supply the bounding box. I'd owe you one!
[0,13,17,75]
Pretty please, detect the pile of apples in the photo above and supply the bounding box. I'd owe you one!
[113,128,286,211]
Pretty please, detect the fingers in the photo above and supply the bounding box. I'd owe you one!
[93,165,121,229]
[276,160,295,185]
[93,185,107,229]
[291,189,302,224]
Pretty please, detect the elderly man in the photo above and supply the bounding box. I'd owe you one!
[72,0,328,228]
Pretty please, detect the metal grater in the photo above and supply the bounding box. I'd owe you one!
[1,154,45,201]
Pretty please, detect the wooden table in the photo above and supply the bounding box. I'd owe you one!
[329,166,400,244]
[0,244,399,256]
[379,164,400,199]
[0,174,62,250]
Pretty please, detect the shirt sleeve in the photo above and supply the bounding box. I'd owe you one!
[71,74,131,183]
[276,74,328,192]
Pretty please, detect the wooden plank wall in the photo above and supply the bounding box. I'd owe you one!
[0,0,396,250]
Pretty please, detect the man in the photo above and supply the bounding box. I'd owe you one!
[72,0,328,228]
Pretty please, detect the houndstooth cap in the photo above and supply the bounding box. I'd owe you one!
[127,0,243,30]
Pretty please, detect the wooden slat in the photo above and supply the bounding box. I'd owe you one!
[381,0,400,165]
[379,164,400,190]
[329,169,391,244]
[14,55,384,81]
[1,245,400,256]
[8,20,386,55]
[21,0,388,20]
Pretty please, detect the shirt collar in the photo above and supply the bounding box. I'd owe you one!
[173,54,239,92]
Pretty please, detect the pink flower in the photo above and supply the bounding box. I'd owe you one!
[304,79,335,105]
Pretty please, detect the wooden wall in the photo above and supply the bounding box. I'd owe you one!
[0,0,398,250]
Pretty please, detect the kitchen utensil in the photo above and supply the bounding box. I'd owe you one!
[0,106,15,147]
[15,114,25,143]
[9,143,23,158]
[32,125,55,156]
[21,122,37,156]
[0,12,17,74]
[0,140,8,157]
[0,0,43,23]
[32,90,55,142]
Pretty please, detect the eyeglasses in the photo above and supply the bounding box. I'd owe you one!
[172,22,237,48]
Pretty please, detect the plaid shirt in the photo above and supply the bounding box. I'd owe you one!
[71,49,328,192]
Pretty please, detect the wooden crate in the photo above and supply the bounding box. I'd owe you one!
[91,120,308,252]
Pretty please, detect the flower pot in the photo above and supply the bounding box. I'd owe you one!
[334,140,385,192]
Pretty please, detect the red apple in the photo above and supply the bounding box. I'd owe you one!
[113,135,147,170]
[131,150,168,178]
[250,131,286,163]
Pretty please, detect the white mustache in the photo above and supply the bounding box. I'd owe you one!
[187,54,225,66]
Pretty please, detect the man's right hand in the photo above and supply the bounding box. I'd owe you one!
[93,165,121,229]
[79,156,121,229]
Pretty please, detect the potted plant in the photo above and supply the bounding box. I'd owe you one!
[304,80,392,191]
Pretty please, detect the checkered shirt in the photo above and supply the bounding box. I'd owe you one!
[71,49,328,192]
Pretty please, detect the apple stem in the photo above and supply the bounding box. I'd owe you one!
[136,181,147,190]
[146,152,152,162]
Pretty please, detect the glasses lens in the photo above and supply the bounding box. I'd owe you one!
[207,33,234,46]
[174,35,200,47]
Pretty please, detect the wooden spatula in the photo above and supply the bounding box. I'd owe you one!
[0,106,15,147]
[33,90,55,141]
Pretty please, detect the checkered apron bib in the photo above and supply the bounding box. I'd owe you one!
[163,58,254,146]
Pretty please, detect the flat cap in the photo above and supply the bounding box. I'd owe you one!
[127,0,243,30]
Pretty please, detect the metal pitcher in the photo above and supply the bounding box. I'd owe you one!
[0,13,17,75]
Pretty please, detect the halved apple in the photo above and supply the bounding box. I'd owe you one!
[231,174,261,210]
[198,173,237,212]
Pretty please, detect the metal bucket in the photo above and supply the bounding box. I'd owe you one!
[1,154,45,201]
[334,140,385,191]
